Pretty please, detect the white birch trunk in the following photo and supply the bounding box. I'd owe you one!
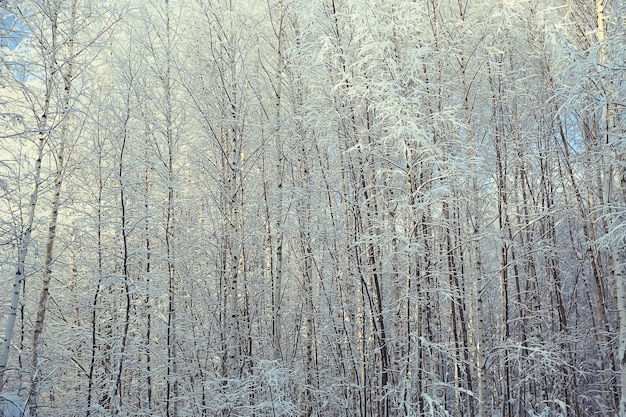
[227,141,241,382]
[596,1,626,414]
[0,1,59,389]
[272,0,285,362]
[29,2,76,413]
[296,155,315,417]
[226,42,242,386]
[474,249,488,417]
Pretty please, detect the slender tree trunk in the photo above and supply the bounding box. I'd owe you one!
[163,3,178,415]
[0,0,60,391]
[0,127,44,389]
[111,109,132,417]
[296,139,315,417]
[143,164,153,413]
[29,2,76,413]
[594,1,626,414]
[271,0,285,362]
[29,107,65,416]
[226,129,241,384]
[616,232,626,416]
[86,129,107,417]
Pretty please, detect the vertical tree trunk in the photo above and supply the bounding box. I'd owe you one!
[473,232,488,417]
[225,15,243,392]
[227,127,241,383]
[111,107,132,417]
[29,2,76,413]
[86,125,107,417]
[0,0,59,393]
[595,1,626,413]
[444,200,475,417]
[491,68,512,417]
[163,3,178,416]
[271,0,285,362]
[616,235,626,417]
[0,122,44,390]
[296,138,315,417]
[143,163,153,414]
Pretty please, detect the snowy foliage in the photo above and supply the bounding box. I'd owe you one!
[0,394,29,417]
[0,0,625,416]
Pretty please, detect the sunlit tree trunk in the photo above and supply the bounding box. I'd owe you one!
[595,1,626,414]
[0,3,57,391]
[29,2,76,414]
[270,0,286,363]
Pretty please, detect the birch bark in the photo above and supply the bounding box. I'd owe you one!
[595,1,626,414]
[0,0,60,391]
[29,2,76,414]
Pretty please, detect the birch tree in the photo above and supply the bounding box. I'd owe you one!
[593,1,626,414]
[28,1,77,413]
[0,0,113,399]
[2,0,626,415]
[184,2,262,413]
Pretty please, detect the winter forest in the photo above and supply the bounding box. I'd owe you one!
[0,0,625,416]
